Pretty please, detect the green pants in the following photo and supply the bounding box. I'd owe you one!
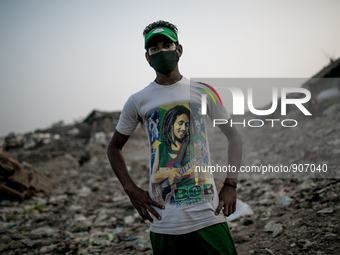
[150,222,238,255]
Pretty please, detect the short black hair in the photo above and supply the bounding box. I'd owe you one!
[143,20,178,38]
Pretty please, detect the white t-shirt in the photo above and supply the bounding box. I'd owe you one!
[116,76,230,234]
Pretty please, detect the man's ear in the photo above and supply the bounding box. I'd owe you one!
[145,51,150,63]
[177,44,183,58]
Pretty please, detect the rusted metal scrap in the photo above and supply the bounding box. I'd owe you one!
[0,154,53,200]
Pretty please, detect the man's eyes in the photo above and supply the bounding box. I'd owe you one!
[149,43,174,53]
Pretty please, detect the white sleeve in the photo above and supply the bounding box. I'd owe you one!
[207,94,231,121]
[116,96,141,136]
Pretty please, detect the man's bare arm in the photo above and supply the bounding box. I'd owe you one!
[107,130,164,222]
[214,120,242,216]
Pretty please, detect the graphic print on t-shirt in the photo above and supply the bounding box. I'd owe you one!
[146,101,215,207]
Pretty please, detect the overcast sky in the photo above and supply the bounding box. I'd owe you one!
[1,0,340,136]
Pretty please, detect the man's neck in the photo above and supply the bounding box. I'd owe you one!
[155,68,182,85]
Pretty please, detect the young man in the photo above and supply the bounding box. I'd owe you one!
[107,20,242,254]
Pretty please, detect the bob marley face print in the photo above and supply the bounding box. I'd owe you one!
[161,105,192,150]
[171,113,189,148]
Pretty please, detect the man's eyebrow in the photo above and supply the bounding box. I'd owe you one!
[147,39,174,51]
[148,43,157,48]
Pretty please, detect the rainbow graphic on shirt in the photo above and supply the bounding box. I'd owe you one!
[196,82,223,106]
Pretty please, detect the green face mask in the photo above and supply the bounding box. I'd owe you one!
[149,50,179,75]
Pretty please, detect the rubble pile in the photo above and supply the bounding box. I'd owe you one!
[0,125,151,255]
[209,109,340,255]
[0,106,339,254]
[1,132,61,152]
[0,155,53,200]
[1,132,88,165]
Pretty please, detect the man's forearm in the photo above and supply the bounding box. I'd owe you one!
[225,131,242,185]
[107,132,164,221]
[107,144,137,194]
[215,127,241,216]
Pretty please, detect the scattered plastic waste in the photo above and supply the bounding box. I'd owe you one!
[316,208,333,214]
[87,233,114,245]
[226,199,254,221]
[279,196,293,206]
[124,236,140,245]
[113,227,124,234]
[24,203,47,213]
[125,236,138,241]
[5,224,17,229]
